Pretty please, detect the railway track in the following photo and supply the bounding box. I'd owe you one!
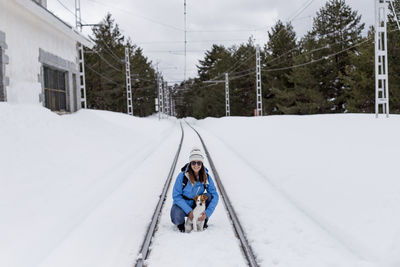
[135,121,258,267]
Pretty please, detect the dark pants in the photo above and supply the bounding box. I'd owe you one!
[170,193,212,225]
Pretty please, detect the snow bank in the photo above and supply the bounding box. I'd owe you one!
[2,103,399,267]
[196,114,400,267]
[0,103,181,267]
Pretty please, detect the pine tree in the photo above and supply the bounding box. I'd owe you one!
[263,20,298,114]
[85,13,125,112]
[279,32,327,114]
[387,0,400,113]
[308,0,365,112]
[228,40,257,116]
[129,42,157,117]
[85,14,158,116]
[342,29,374,113]
[195,44,232,117]
[197,44,231,81]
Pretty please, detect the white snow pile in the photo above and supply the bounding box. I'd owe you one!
[0,103,181,267]
[1,102,400,267]
[194,114,400,267]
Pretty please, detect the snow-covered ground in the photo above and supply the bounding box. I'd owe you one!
[1,103,400,267]
[0,104,181,267]
[194,115,400,267]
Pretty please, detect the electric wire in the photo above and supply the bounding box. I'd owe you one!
[56,0,160,86]
[262,38,371,73]
[54,0,125,67]
[55,0,75,17]
[186,14,314,34]
[201,0,317,84]
[130,75,157,83]
[136,39,249,45]
[187,1,316,34]
[265,36,363,69]
[205,46,256,83]
[94,39,125,64]
[287,0,316,22]
[205,36,373,84]
[389,1,400,31]
[86,0,184,32]
[229,67,256,76]
[86,64,120,85]
[91,50,122,71]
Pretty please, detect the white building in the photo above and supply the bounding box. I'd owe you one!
[0,0,93,112]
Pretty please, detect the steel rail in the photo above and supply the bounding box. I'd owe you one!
[135,122,184,267]
[186,121,259,267]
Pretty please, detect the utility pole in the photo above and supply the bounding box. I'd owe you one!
[125,47,133,115]
[75,0,82,30]
[157,73,163,119]
[75,0,87,109]
[184,0,187,82]
[375,0,390,118]
[374,0,400,118]
[171,96,175,117]
[255,45,263,116]
[164,81,170,116]
[225,73,230,116]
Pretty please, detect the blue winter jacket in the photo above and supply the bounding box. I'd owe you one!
[172,163,219,218]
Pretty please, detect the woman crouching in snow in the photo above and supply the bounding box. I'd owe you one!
[170,147,219,232]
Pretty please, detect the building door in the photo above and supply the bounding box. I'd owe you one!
[44,66,67,112]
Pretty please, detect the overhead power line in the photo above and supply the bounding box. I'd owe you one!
[55,0,75,17]
[188,0,316,34]
[136,39,249,45]
[265,35,372,70]
[262,38,372,73]
[86,0,184,32]
[287,0,316,21]
[130,75,157,83]
[187,27,266,33]
[95,39,124,64]
[86,64,120,85]
[203,36,374,85]
[201,0,317,84]
[205,46,256,83]
[91,50,122,71]
[55,0,125,68]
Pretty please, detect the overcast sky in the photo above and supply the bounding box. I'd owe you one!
[47,0,375,83]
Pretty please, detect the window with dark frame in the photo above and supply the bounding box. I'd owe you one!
[44,66,67,111]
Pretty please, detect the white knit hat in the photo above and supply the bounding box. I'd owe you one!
[189,147,204,163]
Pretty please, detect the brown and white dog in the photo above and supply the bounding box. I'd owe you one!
[185,195,208,232]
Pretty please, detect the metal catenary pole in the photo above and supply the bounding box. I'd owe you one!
[164,81,170,116]
[255,45,263,116]
[375,0,390,118]
[75,0,87,109]
[225,73,230,116]
[184,0,187,82]
[158,73,164,119]
[171,97,175,117]
[125,47,133,115]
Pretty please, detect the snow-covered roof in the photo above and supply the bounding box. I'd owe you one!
[14,0,94,48]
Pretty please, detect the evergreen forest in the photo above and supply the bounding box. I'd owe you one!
[84,0,400,118]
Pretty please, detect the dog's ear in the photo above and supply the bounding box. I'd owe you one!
[193,195,198,201]
[202,195,208,201]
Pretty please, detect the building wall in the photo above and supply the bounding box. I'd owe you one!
[0,0,80,111]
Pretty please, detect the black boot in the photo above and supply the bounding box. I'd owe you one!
[177,223,185,232]
[203,219,208,229]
